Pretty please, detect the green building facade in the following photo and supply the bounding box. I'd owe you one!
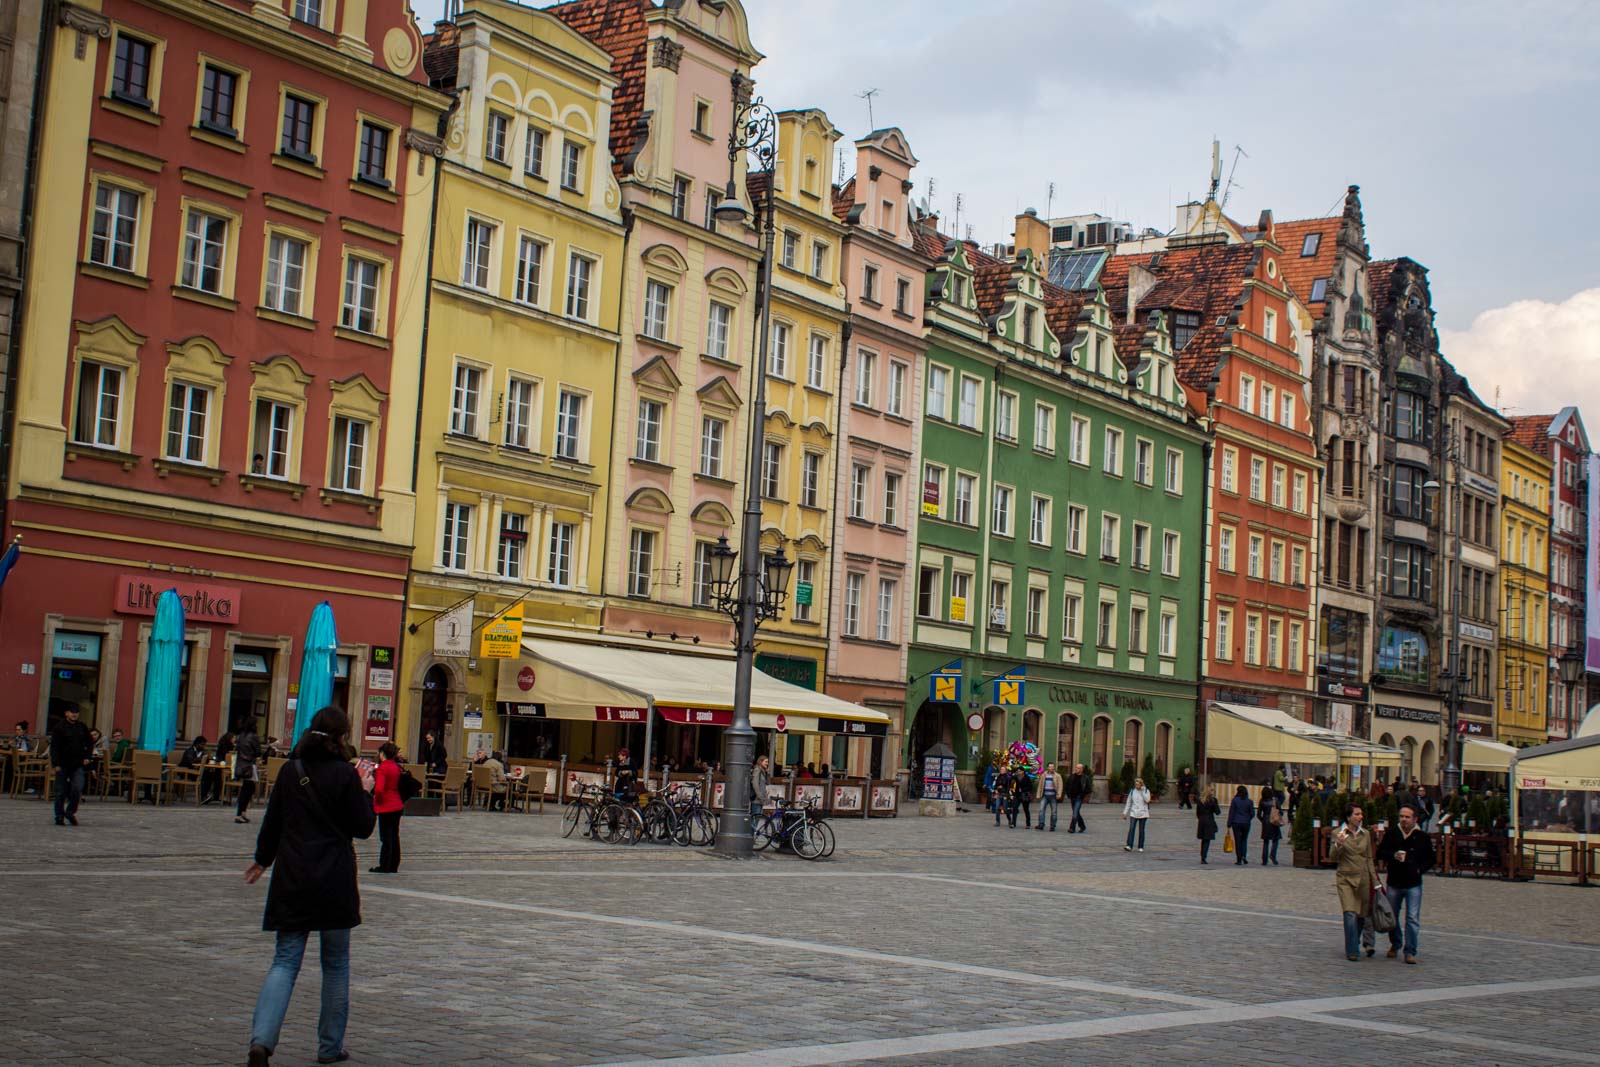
[904,238,1207,800]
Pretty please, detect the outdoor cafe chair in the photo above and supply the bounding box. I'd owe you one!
[519,769,548,814]
[469,765,496,810]
[167,752,205,805]
[101,751,133,799]
[130,750,168,805]
[11,747,50,799]
[430,764,467,812]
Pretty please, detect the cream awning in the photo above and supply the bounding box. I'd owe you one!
[1513,734,1600,791]
[1206,702,1402,767]
[1461,737,1516,774]
[494,639,891,735]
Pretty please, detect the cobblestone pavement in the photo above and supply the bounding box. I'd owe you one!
[2,795,1596,1066]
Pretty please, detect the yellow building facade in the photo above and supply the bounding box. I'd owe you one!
[403,0,624,762]
[1500,436,1553,746]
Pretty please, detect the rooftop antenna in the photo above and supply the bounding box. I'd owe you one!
[952,192,964,241]
[1206,138,1222,203]
[927,177,937,217]
[1220,144,1248,213]
[836,145,847,185]
[857,88,880,130]
[1045,181,1056,226]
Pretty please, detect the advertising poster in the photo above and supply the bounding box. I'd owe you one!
[363,695,392,740]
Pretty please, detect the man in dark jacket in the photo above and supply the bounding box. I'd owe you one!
[1176,767,1196,809]
[49,706,94,826]
[1375,802,1435,964]
[1064,763,1090,833]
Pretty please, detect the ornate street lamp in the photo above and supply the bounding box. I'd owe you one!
[711,77,781,860]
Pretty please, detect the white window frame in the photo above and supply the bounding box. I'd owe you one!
[991,484,1014,537]
[1030,494,1050,546]
[450,361,484,438]
[440,501,473,572]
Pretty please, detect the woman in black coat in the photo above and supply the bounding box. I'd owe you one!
[244,706,375,1067]
[1257,784,1283,865]
[1195,786,1221,864]
[1226,785,1255,866]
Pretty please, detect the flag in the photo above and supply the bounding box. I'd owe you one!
[0,540,21,590]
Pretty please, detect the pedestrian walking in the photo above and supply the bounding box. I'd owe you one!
[1065,763,1089,832]
[1257,785,1282,865]
[994,766,1013,827]
[1375,801,1434,964]
[749,754,771,818]
[1331,802,1377,961]
[981,760,998,819]
[243,706,376,1067]
[1121,776,1151,851]
[1412,785,1434,830]
[369,742,404,875]
[49,706,94,826]
[1035,762,1062,831]
[1195,786,1221,863]
[1012,772,1033,829]
[1226,785,1254,864]
[235,722,264,824]
[1176,766,1195,809]
[1287,775,1302,821]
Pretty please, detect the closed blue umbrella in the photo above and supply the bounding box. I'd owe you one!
[292,601,339,744]
[137,589,186,755]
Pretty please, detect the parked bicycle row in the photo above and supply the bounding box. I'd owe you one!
[560,781,836,859]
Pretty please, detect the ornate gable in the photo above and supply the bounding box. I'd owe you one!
[988,249,1062,363]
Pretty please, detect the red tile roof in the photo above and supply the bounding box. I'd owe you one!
[831,178,855,222]
[546,0,650,174]
[1508,414,1557,456]
[912,227,947,260]
[1099,243,1256,390]
[1367,258,1399,311]
[421,22,459,88]
[1273,217,1339,316]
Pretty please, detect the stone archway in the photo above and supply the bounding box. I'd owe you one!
[407,655,468,761]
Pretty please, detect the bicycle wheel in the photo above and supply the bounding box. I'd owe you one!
[643,801,674,843]
[792,823,827,860]
[597,803,626,844]
[813,819,836,858]
[561,801,584,839]
[687,809,715,847]
[749,813,773,851]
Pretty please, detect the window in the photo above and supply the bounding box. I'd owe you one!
[1164,448,1183,493]
[440,502,473,571]
[1245,614,1261,665]
[667,175,689,219]
[991,485,1013,536]
[1062,590,1082,643]
[926,365,949,419]
[690,541,714,607]
[462,218,495,290]
[1247,534,1263,578]
[781,230,799,269]
[514,236,545,306]
[634,398,664,462]
[1267,618,1283,668]
[1292,471,1307,514]
[1260,383,1276,420]
[357,121,390,185]
[761,442,782,498]
[954,472,976,525]
[280,94,317,161]
[769,322,790,378]
[1271,464,1286,508]
[1288,621,1304,672]
[565,254,594,319]
[1070,415,1090,464]
[854,350,876,406]
[1065,505,1085,554]
[340,256,381,334]
[450,363,483,437]
[1034,403,1055,453]
[847,461,869,517]
[1263,308,1278,344]
[1393,390,1426,441]
[1162,531,1179,577]
[73,361,123,448]
[895,278,911,315]
[111,33,153,104]
[1301,232,1321,257]
[555,390,584,460]
[547,522,574,587]
[497,512,527,580]
[250,399,292,479]
[877,579,897,641]
[810,241,828,279]
[1281,393,1296,429]
[1159,608,1177,658]
[642,279,671,339]
[90,184,141,272]
[1129,605,1147,654]
[793,560,814,622]
[1134,439,1153,485]
[1249,457,1265,501]
[1103,427,1123,476]
[1026,587,1046,637]
[1219,526,1236,572]
[1270,541,1285,583]
[706,302,733,361]
[198,64,238,134]
[883,471,902,526]
[1221,446,1238,493]
[923,463,945,518]
[843,573,863,637]
[180,209,228,294]
[1173,311,1200,350]
[862,264,879,303]
[958,375,979,428]
[503,376,536,449]
[483,111,508,164]
[1309,277,1328,302]
[291,0,321,24]
[917,566,940,619]
[995,391,1016,441]
[164,382,209,464]
[988,580,1008,628]
[698,416,724,478]
[1216,607,1233,660]
[887,361,907,416]
[525,127,546,178]
[330,416,367,493]
[1097,598,1117,648]
[808,335,828,390]
[1021,304,1038,347]
[1030,495,1050,546]
[693,99,710,134]
[1132,523,1151,569]
[1238,375,1255,414]
[627,529,655,597]
[263,233,308,314]
[560,141,582,191]
[1100,514,1120,560]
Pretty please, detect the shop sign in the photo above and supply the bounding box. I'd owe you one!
[754,653,817,690]
[52,632,102,662]
[1046,683,1155,711]
[462,710,484,730]
[1457,720,1491,736]
[434,600,473,658]
[363,695,392,740]
[1374,703,1441,725]
[815,716,888,737]
[659,706,733,727]
[595,706,646,722]
[794,581,813,607]
[922,477,940,515]
[368,668,395,692]
[116,575,241,624]
[496,702,546,717]
[479,602,524,659]
[517,666,536,691]
[949,595,967,623]
[1377,627,1430,687]
[922,753,955,801]
[775,713,787,733]
[1462,470,1498,496]
[992,665,1025,706]
[1213,689,1265,706]
[1320,680,1369,701]
[232,651,271,675]
[928,660,962,704]
[1459,621,1494,643]
[371,646,396,669]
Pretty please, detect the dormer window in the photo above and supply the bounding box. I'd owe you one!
[881,200,895,234]
[1173,312,1200,350]
[1300,233,1320,257]
[1022,305,1037,348]
[1309,277,1328,302]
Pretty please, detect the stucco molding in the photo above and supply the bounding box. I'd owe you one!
[404,128,445,158]
[58,3,111,37]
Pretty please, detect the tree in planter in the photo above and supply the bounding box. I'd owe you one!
[1119,759,1138,796]
[1104,763,1122,798]
[1139,754,1168,801]
[1291,795,1315,852]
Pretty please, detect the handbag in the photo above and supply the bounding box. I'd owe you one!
[1223,830,1234,853]
[398,768,422,801]
[1371,886,1397,933]
[1270,804,1284,827]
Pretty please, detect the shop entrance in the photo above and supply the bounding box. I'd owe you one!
[417,665,449,764]
[228,648,274,737]
[331,655,353,713]
[47,632,103,734]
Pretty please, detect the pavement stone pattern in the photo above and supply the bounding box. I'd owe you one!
[1,794,1596,1066]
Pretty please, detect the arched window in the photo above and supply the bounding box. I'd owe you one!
[1123,718,1144,769]
[1022,709,1041,745]
[1056,712,1078,767]
[1091,715,1111,776]
[1154,721,1173,775]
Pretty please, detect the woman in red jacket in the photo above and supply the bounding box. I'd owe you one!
[370,742,404,874]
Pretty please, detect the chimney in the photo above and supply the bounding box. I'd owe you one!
[1127,263,1158,325]
[1013,208,1049,267]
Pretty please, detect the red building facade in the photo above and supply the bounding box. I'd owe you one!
[6,0,448,743]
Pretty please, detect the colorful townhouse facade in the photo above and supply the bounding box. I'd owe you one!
[905,212,1206,798]
[404,0,625,762]
[825,127,928,777]
[1540,407,1591,740]
[5,0,447,743]
[1500,421,1553,746]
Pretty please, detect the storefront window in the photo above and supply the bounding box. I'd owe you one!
[1057,713,1078,767]
[1091,715,1110,776]
[1519,789,1588,834]
[48,631,102,733]
[330,655,353,712]
[228,648,274,736]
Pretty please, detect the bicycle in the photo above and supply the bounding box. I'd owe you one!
[560,783,608,840]
[665,782,716,847]
[750,798,827,859]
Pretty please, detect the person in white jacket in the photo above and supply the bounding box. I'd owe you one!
[1122,777,1152,852]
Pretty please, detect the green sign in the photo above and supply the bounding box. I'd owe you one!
[795,581,813,606]
[755,653,817,691]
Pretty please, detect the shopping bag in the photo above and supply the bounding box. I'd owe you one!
[1223,831,1234,853]
[1371,887,1397,933]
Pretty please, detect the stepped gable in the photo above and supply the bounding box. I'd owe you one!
[1100,242,1255,390]
[546,0,649,172]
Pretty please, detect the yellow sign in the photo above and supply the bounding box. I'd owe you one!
[995,680,1021,706]
[479,602,524,659]
[932,676,959,702]
[950,596,967,622]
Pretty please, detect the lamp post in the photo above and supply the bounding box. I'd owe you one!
[706,81,789,860]
[1559,645,1585,734]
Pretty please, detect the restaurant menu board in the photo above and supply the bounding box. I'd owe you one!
[870,785,898,812]
[922,754,955,801]
[832,785,863,812]
[795,784,825,807]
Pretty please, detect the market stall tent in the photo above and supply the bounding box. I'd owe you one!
[1206,702,1402,769]
[1461,737,1517,775]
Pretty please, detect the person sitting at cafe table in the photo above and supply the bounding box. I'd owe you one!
[108,729,132,763]
[10,720,32,752]
[420,730,447,776]
[482,750,510,810]
[179,736,209,770]
[202,733,234,805]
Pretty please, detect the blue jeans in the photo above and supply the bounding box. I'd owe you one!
[54,767,84,820]
[1386,884,1422,956]
[1125,817,1146,849]
[250,928,351,1059]
[1069,796,1085,831]
[1343,911,1364,957]
[1037,795,1058,830]
[1261,835,1279,864]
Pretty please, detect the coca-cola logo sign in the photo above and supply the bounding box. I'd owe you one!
[518,666,536,691]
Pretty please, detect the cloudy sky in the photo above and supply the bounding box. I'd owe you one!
[414,0,1600,424]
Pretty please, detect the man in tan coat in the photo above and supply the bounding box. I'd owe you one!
[1331,802,1377,961]
[1035,763,1065,832]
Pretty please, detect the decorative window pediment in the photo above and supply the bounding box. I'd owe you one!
[166,335,233,386]
[697,374,741,410]
[626,486,674,514]
[642,242,689,277]
[690,500,733,526]
[634,353,682,392]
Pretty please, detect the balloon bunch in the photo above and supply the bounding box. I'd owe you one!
[998,740,1041,784]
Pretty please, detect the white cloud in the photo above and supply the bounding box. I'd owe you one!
[1439,289,1600,423]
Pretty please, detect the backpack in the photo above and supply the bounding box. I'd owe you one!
[398,767,422,801]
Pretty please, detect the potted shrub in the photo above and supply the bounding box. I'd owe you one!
[1291,797,1316,867]
[1105,763,1124,804]
[1111,759,1137,805]
[1140,754,1168,802]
